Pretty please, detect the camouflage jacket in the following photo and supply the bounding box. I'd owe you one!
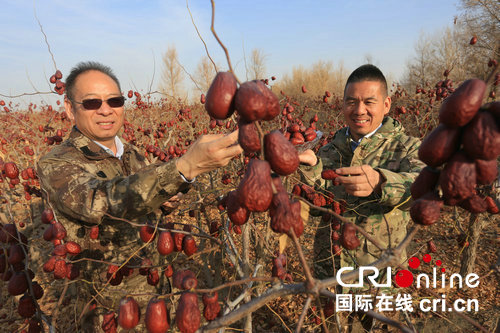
[37,127,192,323]
[300,117,425,274]
[37,127,190,264]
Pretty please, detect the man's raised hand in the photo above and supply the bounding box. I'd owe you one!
[176,130,243,180]
[335,165,383,197]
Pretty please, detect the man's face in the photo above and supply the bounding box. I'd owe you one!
[343,80,391,141]
[64,70,124,146]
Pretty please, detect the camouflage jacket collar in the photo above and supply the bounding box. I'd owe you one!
[333,117,404,153]
[68,126,131,160]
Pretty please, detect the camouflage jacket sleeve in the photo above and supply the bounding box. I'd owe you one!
[37,133,190,225]
[298,157,324,188]
[375,135,424,210]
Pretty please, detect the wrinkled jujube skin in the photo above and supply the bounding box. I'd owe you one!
[89,225,99,239]
[269,191,304,237]
[181,275,198,290]
[202,292,221,321]
[65,241,82,255]
[459,194,487,213]
[332,244,342,256]
[481,101,499,126]
[235,81,267,121]
[140,224,156,243]
[485,196,499,214]
[43,256,56,273]
[289,201,304,237]
[145,298,170,333]
[238,119,261,153]
[427,240,437,253]
[237,159,273,212]
[300,184,316,202]
[271,174,286,193]
[147,268,160,286]
[439,151,476,205]
[176,292,201,333]
[4,162,19,179]
[410,191,443,225]
[53,259,67,279]
[264,130,300,176]
[205,72,238,120]
[439,78,486,127]
[321,169,339,180]
[340,223,360,250]
[292,184,302,196]
[256,80,280,120]
[102,311,118,333]
[226,190,250,226]
[52,244,67,257]
[182,235,197,256]
[475,159,498,185]
[173,269,196,290]
[462,111,500,160]
[235,80,279,122]
[271,255,287,280]
[410,166,440,200]
[418,124,461,167]
[41,208,54,224]
[117,297,140,330]
[52,222,67,240]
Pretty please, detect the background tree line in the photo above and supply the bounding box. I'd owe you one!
[159,0,498,101]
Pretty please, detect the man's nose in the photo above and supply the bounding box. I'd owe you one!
[353,102,366,114]
[96,101,114,115]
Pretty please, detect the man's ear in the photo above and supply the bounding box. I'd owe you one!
[384,96,391,116]
[64,97,75,121]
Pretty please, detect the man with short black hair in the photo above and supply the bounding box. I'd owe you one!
[37,61,242,331]
[299,63,424,280]
[299,63,424,329]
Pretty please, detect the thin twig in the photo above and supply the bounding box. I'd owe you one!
[0,91,54,98]
[210,0,240,84]
[315,297,330,333]
[148,49,156,95]
[295,296,312,333]
[266,303,294,333]
[51,283,69,330]
[186,0,218,72]
[254,121,265,159]
[318,226,419,290]
[176,58,204,93]
[289,229,315,290]
[33,0,57,71]
[295,196,385,251]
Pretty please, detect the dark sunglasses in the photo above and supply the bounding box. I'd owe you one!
[71,96,126,110]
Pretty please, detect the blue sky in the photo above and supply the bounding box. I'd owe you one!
[0,0,460,106]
